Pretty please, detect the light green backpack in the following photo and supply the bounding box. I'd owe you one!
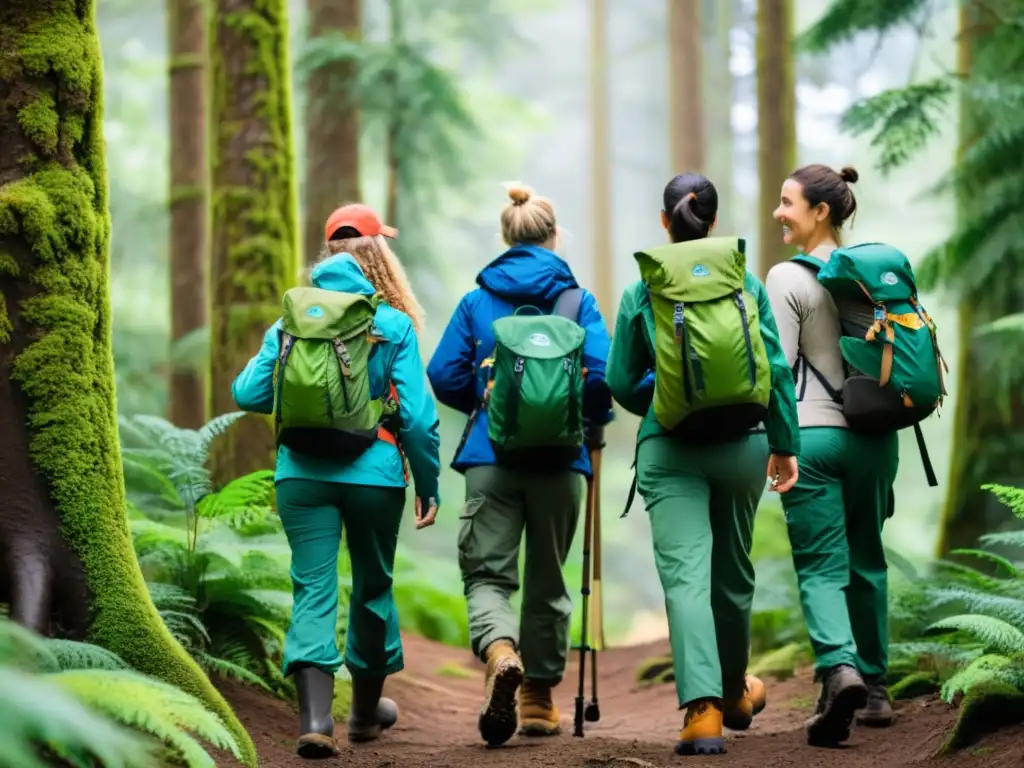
[272,286,399,460]
[636,237,771,440]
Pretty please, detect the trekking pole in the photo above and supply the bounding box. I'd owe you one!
[585,448,603,723]
[573,457,597,738]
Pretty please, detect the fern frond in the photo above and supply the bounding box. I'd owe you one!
[797,0,930,53]
[0,666,154,768]
[0,618,61,673]
[45,639,129,671]
[982,483,1024,520]
[199,653,273,692]
[197,412,248,459]
[924,587,1024,628]
[980,530,1024,550]
[926,614,1024,655]
[54,669,242,767]
[949,548,1018,577]
[940,653,1012,703]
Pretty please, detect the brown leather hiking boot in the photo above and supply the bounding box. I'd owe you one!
[676,698,725,756]
[806,664,868,747]
[723,674,767,731]
[518,679,561,736]
[856,682,894,727]
[477,640,524,746]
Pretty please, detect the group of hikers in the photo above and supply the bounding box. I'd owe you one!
[232,162,948,759]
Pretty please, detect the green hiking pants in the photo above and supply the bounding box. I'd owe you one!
[275,479,405,679]
[637,432,770,707]
[780,427,898,681]
[458,465,584,683]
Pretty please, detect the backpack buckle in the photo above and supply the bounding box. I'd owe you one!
[514,357,525,374]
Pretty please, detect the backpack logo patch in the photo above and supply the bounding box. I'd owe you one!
[881,271,898,286]
[691,264,709,277]
[528,333,551,347]
[306,305,324,318]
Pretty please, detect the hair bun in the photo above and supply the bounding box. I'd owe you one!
[839,166,859,184]
[506,183,533,206]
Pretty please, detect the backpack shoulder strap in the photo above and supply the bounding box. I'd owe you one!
[552,287,583,322]
[791,254,827,272]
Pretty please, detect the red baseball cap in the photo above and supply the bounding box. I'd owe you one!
[324,203,398,242]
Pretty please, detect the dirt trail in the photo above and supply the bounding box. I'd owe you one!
[217,634,1024,768]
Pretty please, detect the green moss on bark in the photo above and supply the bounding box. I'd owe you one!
[208,0,299,479]
[943,680,1024,752]
[0,2,256,765]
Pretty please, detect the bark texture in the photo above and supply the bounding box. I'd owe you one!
[702,0,733,232]
[168,0,208,429]
[590,0,613,326]
[208,0,298,479]
[755,0,796,280]
[668,0,705,174]
[0,2,256,763]
[302,0,361,262]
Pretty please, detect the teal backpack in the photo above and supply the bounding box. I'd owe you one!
[480,289,586,469]
[792,242,949,486]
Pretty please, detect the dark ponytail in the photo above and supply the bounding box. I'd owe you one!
[663,172,719,243]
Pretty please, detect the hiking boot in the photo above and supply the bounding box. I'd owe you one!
[856,681,894,728]
[723,674,767,731]
[806,664,869,747]
[347,672,398,743]
[294,665,338,758]
[675,698,725,756]
[518,678,561,736]
[477,640,524,747]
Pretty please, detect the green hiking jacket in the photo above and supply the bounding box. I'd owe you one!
[606,271,800,456]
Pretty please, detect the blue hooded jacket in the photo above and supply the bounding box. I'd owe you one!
[231,253,442,503]
[426,244,614,478]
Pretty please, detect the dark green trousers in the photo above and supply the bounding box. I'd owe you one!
[780,427,898,680]
[275,479,405,678]
[636,433,770,707]
[457,465,584,683]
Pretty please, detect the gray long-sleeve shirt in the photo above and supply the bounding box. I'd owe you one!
[764,244,849,429]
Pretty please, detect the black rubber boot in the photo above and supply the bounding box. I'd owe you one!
[294,665,337,759]
[856,680,894,727]
[806,664,868,747]
[347,673,399,743]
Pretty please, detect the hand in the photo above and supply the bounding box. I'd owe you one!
[767,454,799,494]
[415,497,438,529]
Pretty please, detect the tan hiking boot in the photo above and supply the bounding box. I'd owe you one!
[723,674,767,731]
[518,679,561,736]
[477,640,524,746]
[676,698,725,756]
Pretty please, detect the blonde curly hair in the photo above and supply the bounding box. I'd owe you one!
[310,235,425,334]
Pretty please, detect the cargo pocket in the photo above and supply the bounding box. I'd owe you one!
[456,495,486,575]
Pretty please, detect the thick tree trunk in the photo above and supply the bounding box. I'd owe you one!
[935,5,1022,555]
[168,0,208,429]
[0,2,255,764]
[755,0,796,280]
[590,0,613,326]
[668,0,705,174]
[303,0,361,262]
[208,0,299,479]
[703,0,733,232]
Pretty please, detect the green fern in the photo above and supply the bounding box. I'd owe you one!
[926,614,1024,656]
[0,666,154,768]
[982,483,1024,520]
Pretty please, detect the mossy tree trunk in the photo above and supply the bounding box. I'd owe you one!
[702,0,733,233]
[668,0,704,174]
[590,0,613,327]
[755,0,796,280]
[208,0,299,479]
[935,4,1022,555]
[0,2,256,764]
[303,0,361,263]
[168,0,208,429]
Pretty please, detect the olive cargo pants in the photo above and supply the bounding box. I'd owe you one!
[458,465,584,683]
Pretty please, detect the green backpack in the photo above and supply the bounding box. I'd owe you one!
[484,289,586,469]
[792,242,949,486]
[272,286,400,460]
[636,237,771,440]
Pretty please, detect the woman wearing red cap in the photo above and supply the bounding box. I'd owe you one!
[232,203,440,757]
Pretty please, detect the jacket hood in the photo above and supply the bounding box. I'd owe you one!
[476,244,579,303]
[311,253,375,295]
